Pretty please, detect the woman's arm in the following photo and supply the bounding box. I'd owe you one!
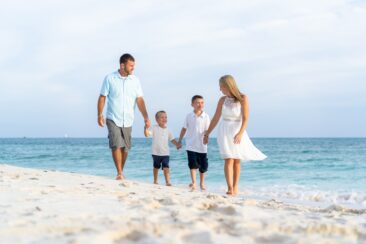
[234,95,249,144]
[203,97,225,144]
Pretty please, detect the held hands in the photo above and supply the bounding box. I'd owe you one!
[144,118,151,129]
[98,115,105,127]
[176,143,182,150]
[234,132,243,144]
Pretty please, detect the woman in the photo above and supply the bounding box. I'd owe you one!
[203,75,266,195]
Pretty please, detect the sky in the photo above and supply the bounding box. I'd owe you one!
[0,0,365,138]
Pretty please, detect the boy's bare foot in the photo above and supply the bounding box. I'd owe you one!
[200,184,206,191]
[166,182,172,186]
[116,174,123,180]
[189,183,196,190]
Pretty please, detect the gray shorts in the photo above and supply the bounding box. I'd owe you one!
[106,119,132,151]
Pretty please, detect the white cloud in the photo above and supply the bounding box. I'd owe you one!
[0,0,365,137]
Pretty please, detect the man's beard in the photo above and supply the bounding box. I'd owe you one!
[124,67,132,75]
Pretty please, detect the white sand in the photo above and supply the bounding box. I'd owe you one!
[0,164,365,243]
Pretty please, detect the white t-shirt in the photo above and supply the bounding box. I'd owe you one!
[151,125,175,156]
[183,111,210,153]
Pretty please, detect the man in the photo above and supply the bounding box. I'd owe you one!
[97,53,150,180]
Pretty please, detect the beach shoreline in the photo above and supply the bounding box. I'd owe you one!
[0,164,365,243]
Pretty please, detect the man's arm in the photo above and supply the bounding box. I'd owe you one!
[97,95,106,127]
[178,128,186,144]
[136,97,151,128]
[144,126,151,137]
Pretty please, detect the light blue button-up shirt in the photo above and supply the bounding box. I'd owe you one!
[100,70,143,127]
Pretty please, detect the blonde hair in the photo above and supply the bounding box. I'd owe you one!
[219,75,243,102]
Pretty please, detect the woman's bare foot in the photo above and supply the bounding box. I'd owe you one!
[153,181,158,184]
[116,174,123,180]
[189,183,196,190]
[166,182,172,186]
[233,187,239,195]
[226,187,234,195]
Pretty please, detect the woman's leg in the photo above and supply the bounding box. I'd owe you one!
[233,159,241,195]
[224,159,234,195]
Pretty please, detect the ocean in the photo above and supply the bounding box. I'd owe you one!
[1,138,365,209]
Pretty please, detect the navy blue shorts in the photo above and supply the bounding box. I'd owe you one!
[152,155,170,170]
[187,150,208,173]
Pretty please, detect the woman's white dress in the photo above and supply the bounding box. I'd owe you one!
[217,97,267,161]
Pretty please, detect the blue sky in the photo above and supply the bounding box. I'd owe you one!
[0,0,365,137]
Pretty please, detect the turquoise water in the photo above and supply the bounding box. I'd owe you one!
[1,138,366,207]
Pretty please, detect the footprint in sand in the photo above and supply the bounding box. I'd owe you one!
[183,231,213,243]
[117,193,128,201]
[120,182,132,187]
[201,202,237,215]
[119,230,148,242]
[157,197,178,206]
[29,177,39,180]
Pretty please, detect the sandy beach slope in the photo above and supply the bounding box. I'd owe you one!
[0,164,365,243]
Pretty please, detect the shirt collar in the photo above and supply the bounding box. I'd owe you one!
[117,70,129,79]
[192,111,206,118]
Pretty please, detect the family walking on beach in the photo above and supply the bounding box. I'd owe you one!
[97,53,266,196]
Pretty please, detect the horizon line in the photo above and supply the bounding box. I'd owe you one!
[1,136,366,139]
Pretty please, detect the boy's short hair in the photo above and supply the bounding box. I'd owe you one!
[155,110,166,120]
[191,95,204,103]
[119,53,135,64]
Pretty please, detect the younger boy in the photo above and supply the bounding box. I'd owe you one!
[145,111,181,186]
[178,95,210,190]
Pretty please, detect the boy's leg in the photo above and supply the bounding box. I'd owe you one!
[152,155,161,184]
[153,168,159,184]
[199,172,206,190]
[163,168,171,186]
[162,156,171,186]
[198,152,208,190]
[189,169,196,190]
[187,151,198,190]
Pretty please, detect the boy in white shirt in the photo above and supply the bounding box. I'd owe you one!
[145,111,181,186]
[178,95,210,190]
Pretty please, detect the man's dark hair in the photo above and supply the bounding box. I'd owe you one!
[155,110,166,120]
[191,95,204,103]
[119,53,135,64]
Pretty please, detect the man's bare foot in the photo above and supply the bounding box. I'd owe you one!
[200,184,206,191]
[116,174,123,180]
[166,182,172,186]
[189,183,196,190]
